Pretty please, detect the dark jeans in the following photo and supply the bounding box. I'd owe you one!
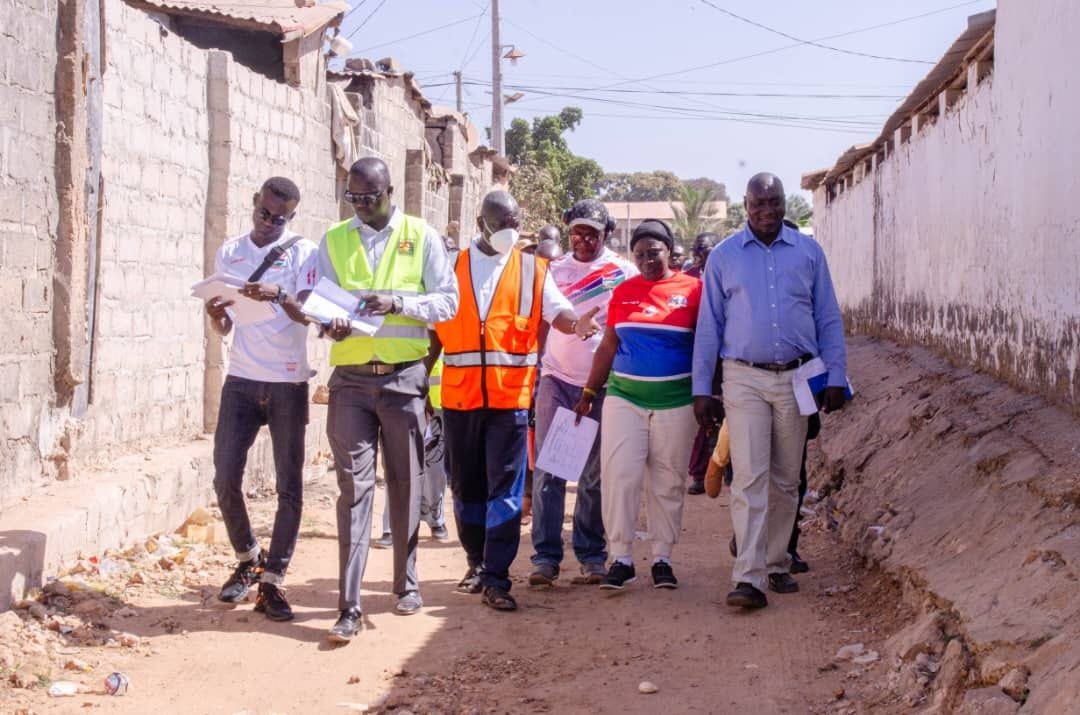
[444,407,528,592]
[213,376,308,577]
[530,375,606,567]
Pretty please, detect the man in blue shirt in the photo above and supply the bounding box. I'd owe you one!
[692,172,847,610]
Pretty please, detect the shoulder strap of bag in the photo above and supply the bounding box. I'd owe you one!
[247,234,303,282]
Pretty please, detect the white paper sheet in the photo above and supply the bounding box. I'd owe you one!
[300,277,384,337]
[791,357,854,415]
[534,406,600,483]
[190,273,279,325]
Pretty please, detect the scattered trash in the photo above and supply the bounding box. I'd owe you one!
[104,671,130,695]
[638,680,659,694]
[47,681,80,697]
[835,643,866,661]
[851,651,880,666]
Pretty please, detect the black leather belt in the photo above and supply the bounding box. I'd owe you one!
[733,355,813,373]
[345,359,422,376]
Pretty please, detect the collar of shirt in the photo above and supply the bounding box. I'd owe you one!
[349,205,402,238]
[469,235,510,266]
[242,229,299,256]
[739,223,797,248]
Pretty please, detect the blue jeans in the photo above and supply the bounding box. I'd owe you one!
[530,375,607,568]
[213,376,308,577]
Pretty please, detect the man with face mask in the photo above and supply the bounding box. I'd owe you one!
[311,157,458,642]
[528,200,636,587]
[434,190,602,612]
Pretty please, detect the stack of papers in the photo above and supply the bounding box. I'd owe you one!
[791,357,855,415]
[300,278,384,337]
[190,273,279,325]
[535,407,600,482]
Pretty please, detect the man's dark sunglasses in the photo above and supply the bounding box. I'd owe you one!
[256,207,290,227]
[343,189,386,205]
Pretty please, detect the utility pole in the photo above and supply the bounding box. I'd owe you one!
[491,0,504,155]
[453,71,463,113]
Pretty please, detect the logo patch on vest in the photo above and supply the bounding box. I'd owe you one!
[398,239,416,256]
[667,294,688,308]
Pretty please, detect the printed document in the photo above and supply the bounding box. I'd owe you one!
[190,273,279,325]
[534,406,600,483]
[301,277,384,337]
[791,357,854,415]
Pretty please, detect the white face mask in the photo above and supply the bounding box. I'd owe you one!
[487,227,519,255]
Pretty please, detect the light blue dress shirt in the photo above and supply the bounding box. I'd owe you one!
[692,223,847,395]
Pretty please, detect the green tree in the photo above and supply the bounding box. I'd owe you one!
[671,184,723,242]
[786,195,813,227]
[595,170,682,201]
[722,201,746,235]
[506,107,604,231]
[682,176,730,203]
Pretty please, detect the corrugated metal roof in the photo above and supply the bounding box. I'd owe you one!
[803,10,995,192]
[127,0,348,40]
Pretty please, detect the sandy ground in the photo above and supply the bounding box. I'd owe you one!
[2,464,897,715]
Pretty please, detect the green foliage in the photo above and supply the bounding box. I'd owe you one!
[786,195,813,227]
[670,184,723,241]
[507,107,603,231]
[596,171,729,204]
[682,176,730,203]
[723,201,747,235]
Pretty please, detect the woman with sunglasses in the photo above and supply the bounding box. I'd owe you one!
[573,220,702,590]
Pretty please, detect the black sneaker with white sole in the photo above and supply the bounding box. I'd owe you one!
[651,561,678,589]
[218,553,265,603]
[599,562,636,590]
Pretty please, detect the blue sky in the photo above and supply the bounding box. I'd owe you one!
[337,0,996,199]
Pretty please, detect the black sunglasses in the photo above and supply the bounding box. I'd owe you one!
[343,189,386,205]
[256,207,290,227]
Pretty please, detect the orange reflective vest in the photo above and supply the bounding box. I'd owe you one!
[435,248,547,410]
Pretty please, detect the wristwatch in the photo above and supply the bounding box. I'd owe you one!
[274,286,287,305]
[392,296,404,314]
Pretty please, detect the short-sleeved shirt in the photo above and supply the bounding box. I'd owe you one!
[214,230,319,382]
[541,248,637,387]
[606,272,702,410]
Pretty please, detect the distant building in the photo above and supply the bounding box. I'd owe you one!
[602,200,727,250]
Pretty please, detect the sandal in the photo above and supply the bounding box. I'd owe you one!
[481,586,518,611]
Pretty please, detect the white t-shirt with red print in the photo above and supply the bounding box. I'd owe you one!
[213,230,319,383]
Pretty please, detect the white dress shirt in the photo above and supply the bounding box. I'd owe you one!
[466,237,572,321]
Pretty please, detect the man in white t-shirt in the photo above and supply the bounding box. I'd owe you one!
[203,176,318,622]
[528,200,637,587]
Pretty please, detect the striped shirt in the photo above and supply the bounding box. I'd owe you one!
[607,272,702,410]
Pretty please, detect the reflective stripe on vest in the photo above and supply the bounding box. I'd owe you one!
[325,214,430,365]
[442,351,538,368]
[433,247,547,411]
[428,358,443,410]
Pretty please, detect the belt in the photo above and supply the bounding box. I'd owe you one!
[343,359,422,376]
[733,355,813,373]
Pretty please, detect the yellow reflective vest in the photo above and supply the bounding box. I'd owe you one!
[428,358,443,410]
[325,214,430,365]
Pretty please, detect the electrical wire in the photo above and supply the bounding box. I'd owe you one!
[353,13,484,54]
[458,2,489,71]
[344,0,389,41]
[695,0,936,64]
[341,0,368,21]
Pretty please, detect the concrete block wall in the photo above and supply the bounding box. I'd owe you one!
[0,0,60,506]
[355,76,428,196]
[84,0,210,456]
[810,0,1080,416]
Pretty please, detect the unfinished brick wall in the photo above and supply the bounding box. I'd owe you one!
[0,0,60,505]
[84,0,210,454]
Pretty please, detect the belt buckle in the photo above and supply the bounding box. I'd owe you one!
[373,362,394,376]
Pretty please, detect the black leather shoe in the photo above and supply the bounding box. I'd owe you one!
[372,532,393,549]
[768,572,799,594]
[686,480,705,495]
[456,567,482,595]
[729,535,737,558]
[327,608,362,643]
[726,582,767,609]
[394,591,423,615]
[254,583,293,621]
[789,551,809,574]
[218,553,264,603]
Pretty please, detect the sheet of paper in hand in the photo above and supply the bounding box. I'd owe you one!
[534,406,600,483]
[301,277,385,337]
[791,357,854,416]
[191,273,279,325]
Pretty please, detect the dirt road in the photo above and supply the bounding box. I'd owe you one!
[3,470,887,714]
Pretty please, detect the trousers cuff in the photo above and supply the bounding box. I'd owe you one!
[236,545,261,563]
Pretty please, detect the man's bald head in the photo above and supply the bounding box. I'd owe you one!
[479,191,520,234]
[349,157,391,188]
[537,225,561,244]
[744,172,786,242]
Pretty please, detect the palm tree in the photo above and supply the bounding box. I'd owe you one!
[671,184,722,243]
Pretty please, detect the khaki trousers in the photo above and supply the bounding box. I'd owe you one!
[600,395,696,561]
[723,360,808,591]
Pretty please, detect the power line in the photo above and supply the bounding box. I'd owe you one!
[695,0,935,64]
[458,2,489,71]
[351,13,484,54]
[341,0,368,20]
[345,0,389,41]
[461,28,490,70]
